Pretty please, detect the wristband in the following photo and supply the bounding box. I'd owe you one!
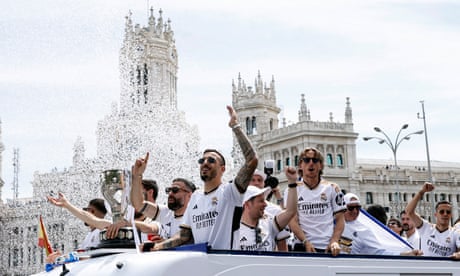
[231,123,241,129]
[139,203,148,214]
[302,238,309,245]
[288,183,297,188]
[276,198,284,205]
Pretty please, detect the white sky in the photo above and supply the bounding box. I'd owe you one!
[1,0,460,201]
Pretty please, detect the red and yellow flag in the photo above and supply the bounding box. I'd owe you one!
[38,215,53,256]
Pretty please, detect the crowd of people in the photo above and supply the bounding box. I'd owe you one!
[46,105,460,263]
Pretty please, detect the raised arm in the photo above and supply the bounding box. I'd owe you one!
[405,182,433,228]
[130,152,159,218]
[47,192,111,230]
[275,167,298,229]
[227,105,258,193]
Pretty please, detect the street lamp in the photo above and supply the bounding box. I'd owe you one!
[363,124,424,217]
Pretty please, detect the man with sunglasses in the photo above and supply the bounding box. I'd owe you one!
[236,167,298,251]
[131,170,196,240]
[142,105,258,251]
[287,147,345,256]
[405,182,460,258]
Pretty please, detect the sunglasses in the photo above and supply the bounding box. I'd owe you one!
[165,187,187,194]
[83,207,95,214]
[198,156,217,164]
[438,209,451,215]
[388,222,401,227]
[302,157,320,164]
[347,205,361,211]
[255,227,262,244]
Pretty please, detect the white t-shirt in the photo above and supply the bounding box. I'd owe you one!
[418,219,460,257]
[405,229,421,250]
[181,181,243,249]
[79,228,101,250]
[236,215,280,251]
[285,179,346,250]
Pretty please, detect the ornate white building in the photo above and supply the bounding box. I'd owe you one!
[0,9,200,275]
[232,72,460,221]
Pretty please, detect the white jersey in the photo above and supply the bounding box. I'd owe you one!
[285,179,346,250]
[182,181,243,249]
[405,229,421,250]
[340,219,388,255]
[79,228,101,250]
[236,215,280,251]
[265,202,290,241]
[159,215,184,239]
[418,219,460,257]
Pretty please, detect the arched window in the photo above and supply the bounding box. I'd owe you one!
[326,153,333,166]
[286,157,290,166]
[277,159,282,172]
[269,119,274,130]
[252,116,257,134]
[245,117,252,135]
[294,155,299,166]
[336,154,344,167]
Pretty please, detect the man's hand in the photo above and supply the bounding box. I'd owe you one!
[105,220,128,239]
[285,166,298,183]
[326,241,341,256]
[133,152,150,177]
[421,182,434,193]
[227,105,238,128]
[47,192,69,209]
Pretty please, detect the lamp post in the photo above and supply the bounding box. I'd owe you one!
[363,124,424,217]
[418,100,435,215]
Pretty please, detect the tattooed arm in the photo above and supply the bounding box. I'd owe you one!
[149,227,194,251]
[227,105,258,193]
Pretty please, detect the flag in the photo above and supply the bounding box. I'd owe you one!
[38,215,53,256]
[359,209,413,254]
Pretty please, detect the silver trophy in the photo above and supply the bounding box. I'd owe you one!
[99,169,135,248]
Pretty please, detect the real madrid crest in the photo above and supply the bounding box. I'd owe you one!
[321,193,327,202]
[212,197,218,205]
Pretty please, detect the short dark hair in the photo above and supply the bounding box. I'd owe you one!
[366,204,388,225]
[172,178,197,192]
[203,149,226,165]
[142,179,159,200]
[435,200,452,210]
[88,198,107,215]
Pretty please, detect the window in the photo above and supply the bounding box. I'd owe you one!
[245,117,252,135]
[294,155,299,166]
[336,154,344,167]
[269,119,274,131]
[286,157,290,166]
[277,160,282,172]
[326,154,333,166]
[366,192,373,204]
[389,193,393,202]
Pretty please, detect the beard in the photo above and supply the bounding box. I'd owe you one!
[168,197,184,211]
[200,168,217,182]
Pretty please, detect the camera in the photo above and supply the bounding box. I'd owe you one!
[264,160,279,189]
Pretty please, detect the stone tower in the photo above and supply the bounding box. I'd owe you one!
[232,71,281,142]
[119,8,178,114]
